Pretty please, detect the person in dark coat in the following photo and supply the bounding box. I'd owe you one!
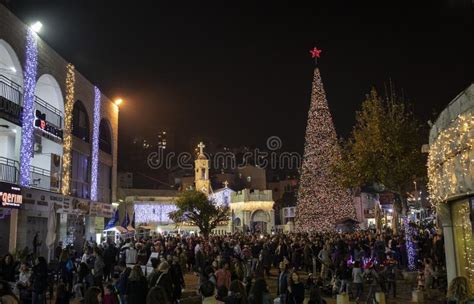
[0,254,17,282]
[154,261,173,301]
[31,257,48,304]
[277,262,289,304]
[126,265,147,304]
[103,242,118,281]
[58,250,74,292]
[170,256,185,301]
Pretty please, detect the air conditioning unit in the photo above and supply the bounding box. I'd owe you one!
[34,143,42,153]
[34,133,42,153]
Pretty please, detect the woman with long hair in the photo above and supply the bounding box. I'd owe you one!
[248,278,272,304]
[225,280,248,304]
[84,286,102,304]
[59,249,74,292]
[287,271,305,304]
[0,254,17,282]
[126,265,147,303]
[447,276,474,304]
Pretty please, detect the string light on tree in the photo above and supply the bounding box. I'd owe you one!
[90,86,101,201]
[295,47,356,232]
[20,29,38,186]
[61,63,75,195]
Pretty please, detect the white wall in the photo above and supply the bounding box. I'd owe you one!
[30,137,63,171]
[0,133,15,159]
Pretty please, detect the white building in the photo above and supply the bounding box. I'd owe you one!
[0,5,118,256]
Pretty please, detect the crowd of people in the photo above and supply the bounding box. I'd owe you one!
[0,224,472,304]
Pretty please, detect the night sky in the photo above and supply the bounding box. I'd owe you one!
[5,1,473,157]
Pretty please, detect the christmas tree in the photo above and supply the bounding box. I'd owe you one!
[295,49,356,232]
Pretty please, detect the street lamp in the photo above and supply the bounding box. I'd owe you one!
[30,21,43,33]
[114,98,123,107]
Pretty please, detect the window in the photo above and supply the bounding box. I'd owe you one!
[99,120,112,154]
[72,101,90,142]
[70,150,89,198]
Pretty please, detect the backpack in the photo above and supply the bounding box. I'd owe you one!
[66,259,74,272]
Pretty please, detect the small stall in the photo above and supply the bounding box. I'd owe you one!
[103,226,133,243]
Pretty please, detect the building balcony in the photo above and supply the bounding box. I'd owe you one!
[232,189,273,202]
[29,165,60,193]
[0,156,19,184]
[34,95,63,129]
[0,74,22,105]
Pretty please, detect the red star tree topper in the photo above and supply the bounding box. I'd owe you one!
[310,47,322,58]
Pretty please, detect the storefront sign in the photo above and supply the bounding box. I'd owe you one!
[0,96,22,125]
[73,198,90,214]
[34,110,63,139]
[0,182,22,208]
[89,201,114,218]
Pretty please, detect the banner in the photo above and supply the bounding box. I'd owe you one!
[89,201,114,218]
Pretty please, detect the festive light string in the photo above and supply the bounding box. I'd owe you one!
[134,203,178,224]
[295,67,356,232]
[403,216,416,271]
[20,29,38,187]
[459,204,474,290]
[427,112,473,203]
[90,86,101,201]
[61,63,75,195]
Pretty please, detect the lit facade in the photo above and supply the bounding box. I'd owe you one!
[230,189,275,234]
[0,4,118,256]
[428,83,473,290]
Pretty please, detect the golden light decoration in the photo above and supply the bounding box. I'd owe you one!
[61,63,75,195]
[427,112,474,204]
[459,204,474,290]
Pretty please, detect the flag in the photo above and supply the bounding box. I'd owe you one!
[121,211,130,228]
[105,209,119,230]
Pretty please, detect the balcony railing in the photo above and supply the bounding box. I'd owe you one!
[0,74,22,105]
[34,96,63,129]
[0,157,19,184]
[30,165,60,192]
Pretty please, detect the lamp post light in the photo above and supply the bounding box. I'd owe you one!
[30,21,43,33]
[114,98,123,107]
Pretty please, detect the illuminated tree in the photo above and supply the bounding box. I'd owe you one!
[169,190,229,237]
[335,87,426,232]
[295,66,356,232]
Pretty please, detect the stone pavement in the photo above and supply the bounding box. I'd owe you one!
[183,269,447,304]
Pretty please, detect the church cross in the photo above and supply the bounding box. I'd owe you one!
[198,142,205,155]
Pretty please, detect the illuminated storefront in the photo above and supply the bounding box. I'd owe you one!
[428,84,473,290]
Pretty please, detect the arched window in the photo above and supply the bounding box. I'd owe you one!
[72,101,90,142]
[99,119,112,154]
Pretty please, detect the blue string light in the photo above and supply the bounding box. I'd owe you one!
[20,29,38,187]
[403,216,416,270]
[90,86,101,200]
